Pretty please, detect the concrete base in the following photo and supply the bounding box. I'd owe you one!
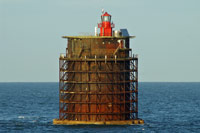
[53,119,144,125]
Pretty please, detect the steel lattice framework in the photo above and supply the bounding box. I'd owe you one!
[58,55,138,121]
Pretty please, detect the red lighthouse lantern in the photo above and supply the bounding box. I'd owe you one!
[98,12,115,36]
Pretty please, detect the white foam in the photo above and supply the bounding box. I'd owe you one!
[18,116,25,119]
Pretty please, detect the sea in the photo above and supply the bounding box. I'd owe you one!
[0,82,200,133]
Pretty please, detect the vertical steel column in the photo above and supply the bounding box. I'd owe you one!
[135,55,138,119]
[59,59,61,119]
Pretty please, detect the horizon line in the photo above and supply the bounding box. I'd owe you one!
[0,81,200,83]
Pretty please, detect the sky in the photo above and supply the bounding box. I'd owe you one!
[0,0,200,82]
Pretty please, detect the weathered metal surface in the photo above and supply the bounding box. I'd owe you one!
[53,119,144,125]
[55,37,142,123]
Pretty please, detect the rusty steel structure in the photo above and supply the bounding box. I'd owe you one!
[53,11,144,125]
[53,36,144,125]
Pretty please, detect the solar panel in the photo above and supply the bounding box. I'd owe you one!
[120,29,129,37]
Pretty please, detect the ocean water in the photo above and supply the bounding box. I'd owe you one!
[0,82,200,132]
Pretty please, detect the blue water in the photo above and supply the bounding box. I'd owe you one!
[0,82,200,132]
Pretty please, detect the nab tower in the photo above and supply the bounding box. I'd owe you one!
[53,11,144,125]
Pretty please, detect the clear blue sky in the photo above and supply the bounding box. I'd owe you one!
[0,0,200,82]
